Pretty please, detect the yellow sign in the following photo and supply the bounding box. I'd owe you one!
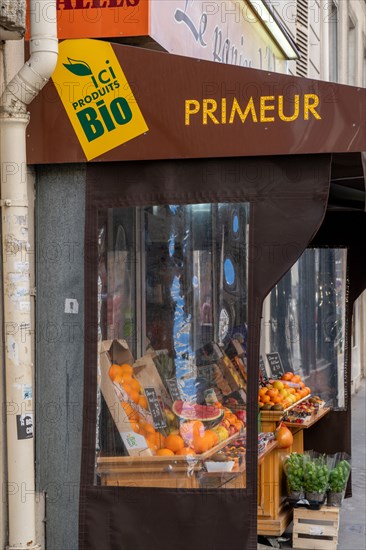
[52,39,148,160]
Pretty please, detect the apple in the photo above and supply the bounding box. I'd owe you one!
[235,410,246,423]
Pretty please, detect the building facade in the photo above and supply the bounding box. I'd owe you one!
[1,1,365,548]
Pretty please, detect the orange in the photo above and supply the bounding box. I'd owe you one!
[130,421,141,433]
[156,448,175,456]
[259,388,268,397]
[176,447,195,456]
[155,433,166,449]
[165,434,185,453]
[288,388,296,395]
[267,389,279,399]
[122,382,132,395]
[120,373,132,385]
[130,378,141,392]
[144,423,156,435]
[272,396,282,404]
[294,392,302,401]
[120,363,133,376]
[109,364,123,381]
[292,375,301,384]
[129,389,140,404]
[138,395,148,410]
[261,395,271,404]
[304,386,311,395]
[204,429,219,447]
[281,372,293,381]
[121,402,139,422]
[299,381,305,389]
[146,434,158,452]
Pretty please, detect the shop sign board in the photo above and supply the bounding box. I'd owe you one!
[27,0,149,39]
[150,0,289,73]
[266,352,285,378]
[27,41,366,163]
[51,39,148,160]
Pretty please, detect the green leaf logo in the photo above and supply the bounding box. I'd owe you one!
[63,57,93,77]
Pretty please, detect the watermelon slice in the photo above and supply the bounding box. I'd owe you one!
[172,400,223,424]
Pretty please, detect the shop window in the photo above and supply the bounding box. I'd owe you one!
[260,248,348,410]
[96,203,249,489]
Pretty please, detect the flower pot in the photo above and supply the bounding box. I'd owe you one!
[288,490,305,501]
[305,491,326,504]
[327,490,344,507]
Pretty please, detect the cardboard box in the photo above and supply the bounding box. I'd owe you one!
[99,339,152,457]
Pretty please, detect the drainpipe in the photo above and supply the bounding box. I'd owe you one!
[0,1,58,548]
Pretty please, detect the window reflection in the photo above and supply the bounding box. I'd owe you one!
[260,248,347,409]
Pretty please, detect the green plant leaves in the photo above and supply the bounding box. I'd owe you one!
[63,57,93,77]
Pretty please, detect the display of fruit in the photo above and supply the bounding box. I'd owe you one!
[172,399,224,425]
[192,421,218,453]
[258,374,311,411]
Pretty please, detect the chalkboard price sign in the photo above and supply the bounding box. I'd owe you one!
[266,352,285,378]
[144,387,167,429]
[166,378,181,402]
[259,355,268,382]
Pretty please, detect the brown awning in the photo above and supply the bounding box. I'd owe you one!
[27,40,366,164]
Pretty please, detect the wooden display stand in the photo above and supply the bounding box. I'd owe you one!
[258,405,330,536]
[97,437,278,490]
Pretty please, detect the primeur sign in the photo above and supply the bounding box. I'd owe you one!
[52,39,148,160]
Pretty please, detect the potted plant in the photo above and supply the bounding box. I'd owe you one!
[284,453,305,500]
[328,459,351,506]
[303,456,329,504]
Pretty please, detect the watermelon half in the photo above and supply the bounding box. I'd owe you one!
[172,400,223,427]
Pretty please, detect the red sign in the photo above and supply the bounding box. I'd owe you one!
[27,0,149,39]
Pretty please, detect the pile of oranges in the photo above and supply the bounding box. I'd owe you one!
[110,362,197,456]
[258,372,311,411]
[109,363,148,409]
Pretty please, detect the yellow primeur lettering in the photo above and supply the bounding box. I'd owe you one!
[185,100,200,125]
[278,95,300,122]
[203,99,220,125]
[184,93,321,125]
[304,94,321,120]
[229,97,258,124]
[260,96,275,122]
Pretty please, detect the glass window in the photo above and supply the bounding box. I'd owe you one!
[260,248,348,409]
[96,203,249,489]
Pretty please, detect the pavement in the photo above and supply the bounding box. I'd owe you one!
[258,377,366,550]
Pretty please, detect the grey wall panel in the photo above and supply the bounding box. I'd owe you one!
[36,165,86,550]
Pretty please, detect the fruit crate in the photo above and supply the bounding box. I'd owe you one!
[293,506,339,549]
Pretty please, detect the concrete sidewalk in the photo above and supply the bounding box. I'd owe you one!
[338,378,366,550]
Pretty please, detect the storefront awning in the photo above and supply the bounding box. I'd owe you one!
[27,39,366,165]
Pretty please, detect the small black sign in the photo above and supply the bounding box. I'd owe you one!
[166,378,181,402]
[259,355,268,381]
[144,387,167,429]
[16,414,33,440]
[266,352,285,378]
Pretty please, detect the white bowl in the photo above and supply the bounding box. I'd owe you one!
[205,461,235,473]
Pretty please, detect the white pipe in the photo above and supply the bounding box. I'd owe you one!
[0,1,58,548]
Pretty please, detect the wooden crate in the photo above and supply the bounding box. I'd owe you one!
[293,506,340,549]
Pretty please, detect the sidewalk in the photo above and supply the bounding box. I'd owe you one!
[338,378,366,550]
[258,377,366,550]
